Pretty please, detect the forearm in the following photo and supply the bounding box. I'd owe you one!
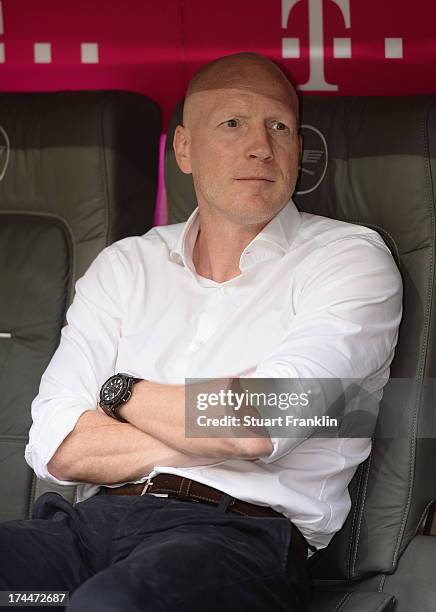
[119,380,273,459]
[47,409,215,484]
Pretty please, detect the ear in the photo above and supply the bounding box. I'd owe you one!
[298,133,303,162]
[173,125,193,175]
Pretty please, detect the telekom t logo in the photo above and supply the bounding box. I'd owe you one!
[282,0,351,91]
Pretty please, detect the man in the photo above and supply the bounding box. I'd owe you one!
[0,52,402,611]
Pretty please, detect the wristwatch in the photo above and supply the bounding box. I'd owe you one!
[99,373,142,422]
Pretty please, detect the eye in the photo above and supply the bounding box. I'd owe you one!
[223,119,239,128]
[271,121,288,131]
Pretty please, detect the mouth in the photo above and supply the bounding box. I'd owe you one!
[235,177,275,182]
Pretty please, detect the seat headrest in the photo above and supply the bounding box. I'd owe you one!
[0,90,161,278]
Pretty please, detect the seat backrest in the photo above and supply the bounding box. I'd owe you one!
[0,91,161,521]
[164,96,436,581]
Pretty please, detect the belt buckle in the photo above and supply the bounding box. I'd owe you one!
[140,476,153,496]
[140,476,169,498]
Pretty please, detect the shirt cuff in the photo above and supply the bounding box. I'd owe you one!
[259,436,302,464]
[25,403,92,485]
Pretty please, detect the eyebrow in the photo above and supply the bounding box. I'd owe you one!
[210,108,246,120]
[211,110,294,123]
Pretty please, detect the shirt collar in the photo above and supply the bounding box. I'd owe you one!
[169,199,301,272]
[169,205,201,270]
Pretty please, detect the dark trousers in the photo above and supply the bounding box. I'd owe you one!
[0,491,311,611]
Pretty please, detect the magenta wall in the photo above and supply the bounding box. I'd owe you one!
[0,0,433,223]
[0,0,434,128]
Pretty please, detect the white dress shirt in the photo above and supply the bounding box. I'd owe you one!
[25,200,402,550]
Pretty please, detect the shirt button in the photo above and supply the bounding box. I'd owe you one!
[196,339,204,348]
[222,287,230,295]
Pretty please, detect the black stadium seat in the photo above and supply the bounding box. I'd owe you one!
[164,96,436,611]
[0,90,161,521]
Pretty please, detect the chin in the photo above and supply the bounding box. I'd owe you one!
[240,196,285,215]
[230,201,282,225]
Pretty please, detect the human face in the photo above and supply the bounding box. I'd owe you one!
[174,87,301,227]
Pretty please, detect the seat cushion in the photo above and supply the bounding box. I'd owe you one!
[0,212,73,520]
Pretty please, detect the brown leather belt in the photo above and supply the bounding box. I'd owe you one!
[97,474,309,561]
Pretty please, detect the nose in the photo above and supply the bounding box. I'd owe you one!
[245,125,274,162]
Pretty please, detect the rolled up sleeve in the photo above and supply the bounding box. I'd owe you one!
[24,246,129,484]
[245,235,403,464]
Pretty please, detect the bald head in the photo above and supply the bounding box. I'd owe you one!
[173,52,302,228]
[183,52,299,129]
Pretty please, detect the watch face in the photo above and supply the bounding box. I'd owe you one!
[101,375,126,405]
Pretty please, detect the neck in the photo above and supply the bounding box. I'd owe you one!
[192,209,267,283]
